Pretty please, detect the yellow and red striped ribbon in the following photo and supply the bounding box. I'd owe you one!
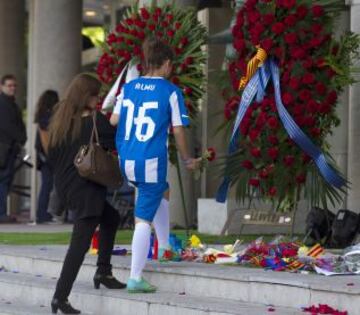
[238,46,268,90]
[288,244,324,270]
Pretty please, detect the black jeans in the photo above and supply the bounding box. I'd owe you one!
[37,163,54,222]
[53,202,120,301]
[0,147,18,217]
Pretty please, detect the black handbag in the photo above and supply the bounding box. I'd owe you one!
[0,142,11,169]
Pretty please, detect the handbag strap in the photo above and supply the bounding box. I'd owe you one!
[90,112,100,144]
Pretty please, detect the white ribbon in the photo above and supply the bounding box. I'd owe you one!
[102,60,140,110]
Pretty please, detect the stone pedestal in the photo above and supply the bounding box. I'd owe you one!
[27,0,83,221]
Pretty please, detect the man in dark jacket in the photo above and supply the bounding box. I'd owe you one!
[0,74,27,222]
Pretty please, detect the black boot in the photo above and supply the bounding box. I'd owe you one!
[93,273,126,289]
[51,298,81,314]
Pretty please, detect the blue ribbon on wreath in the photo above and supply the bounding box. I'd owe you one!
[216,58,347,203]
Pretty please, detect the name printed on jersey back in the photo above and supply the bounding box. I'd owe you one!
[135,82,156,91]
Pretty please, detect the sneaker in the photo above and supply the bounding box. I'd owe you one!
[127,278,157,293]
[158,248,173,262]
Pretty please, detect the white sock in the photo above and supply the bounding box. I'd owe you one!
[130,222,151,281]
[153,198,170,249]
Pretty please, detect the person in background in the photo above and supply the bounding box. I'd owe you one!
[110,37,200,293]
[0,74,27,223]
[48,73,125,314]
[34,90,59,223]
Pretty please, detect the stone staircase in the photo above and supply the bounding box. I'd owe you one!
[0,245,358,315]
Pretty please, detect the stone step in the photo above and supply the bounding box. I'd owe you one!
[0,270,304,315]
[0,245,358,314]
[0,301,51,315]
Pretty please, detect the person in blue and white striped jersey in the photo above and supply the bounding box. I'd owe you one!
[110,37,200,293]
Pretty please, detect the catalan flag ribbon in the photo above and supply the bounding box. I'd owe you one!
[288,244,324,270]
[216,56,347,203]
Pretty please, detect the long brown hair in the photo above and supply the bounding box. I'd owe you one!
[34,90,59,124]
[142,37,174,74]
[48,73,100,148]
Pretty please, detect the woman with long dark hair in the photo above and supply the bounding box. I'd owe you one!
[34,89,59,223]
[48,74,125,314]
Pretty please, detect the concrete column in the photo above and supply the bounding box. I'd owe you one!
[0,0,26,106]
[327,10,350,211]
[198,8,233,198]
[347,0,360,212]
[27,0,83,221]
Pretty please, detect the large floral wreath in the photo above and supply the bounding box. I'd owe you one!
[220,0,359,210]
[96,3,207,164]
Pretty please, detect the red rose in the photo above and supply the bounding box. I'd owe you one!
[152,14,159,22]
[296,174,306,184]
[166,14,174,22]
[296,5,309,19]
[138,31,145,40]
[302,73,315,85]
[256,112,267,127]
[316,82,327,95]
[263,13,275,25]
[250,147,262,158]
[125,18,133,25]
[148,24,156,31]
[290,47,306,59]
[311,24,323,34]
[283,0,296,9]
[157,31,163,38]
[312,5,324,17]
[167,29,175,37]
[172,76,180,85]
[261,38,273,51]
[267,117,279,129]
[306,100,319,113]
[284,14,297,27]
[248,10,261,23]
[268,147,279,160]
[136,64,143,72]
[309,37,323,48]
[272,22,285,35]
[175,22,182,30]
[327,90,338,105]
[319,103,331,114]
[310,127,321,137]
[224,108,231,120]
[259,169,269,179]
[289,77,300,90]
[133,46,141,55]
[184,87,192,95]
[268,186,277,196]
[282,93,294,105]
[140,8,150,19]
[304,116,316,126]
[249,129,261,142]
[242,160,254,170]
[268,135,278,145]
[299,90,312,101]
[302,153,312,164]
[234,39,246,51]
[249,178,260,187]
[274,47,283,60]
[302,58,313,69]
[284,32,297,45]
[206,147,216,161]
[161,21,169,28]
[250,23,265,37]
[293,104,303,115]
[283,155,295,166]
[180,37,189,46]
[154,8,162,16]
[175,47,182,55]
